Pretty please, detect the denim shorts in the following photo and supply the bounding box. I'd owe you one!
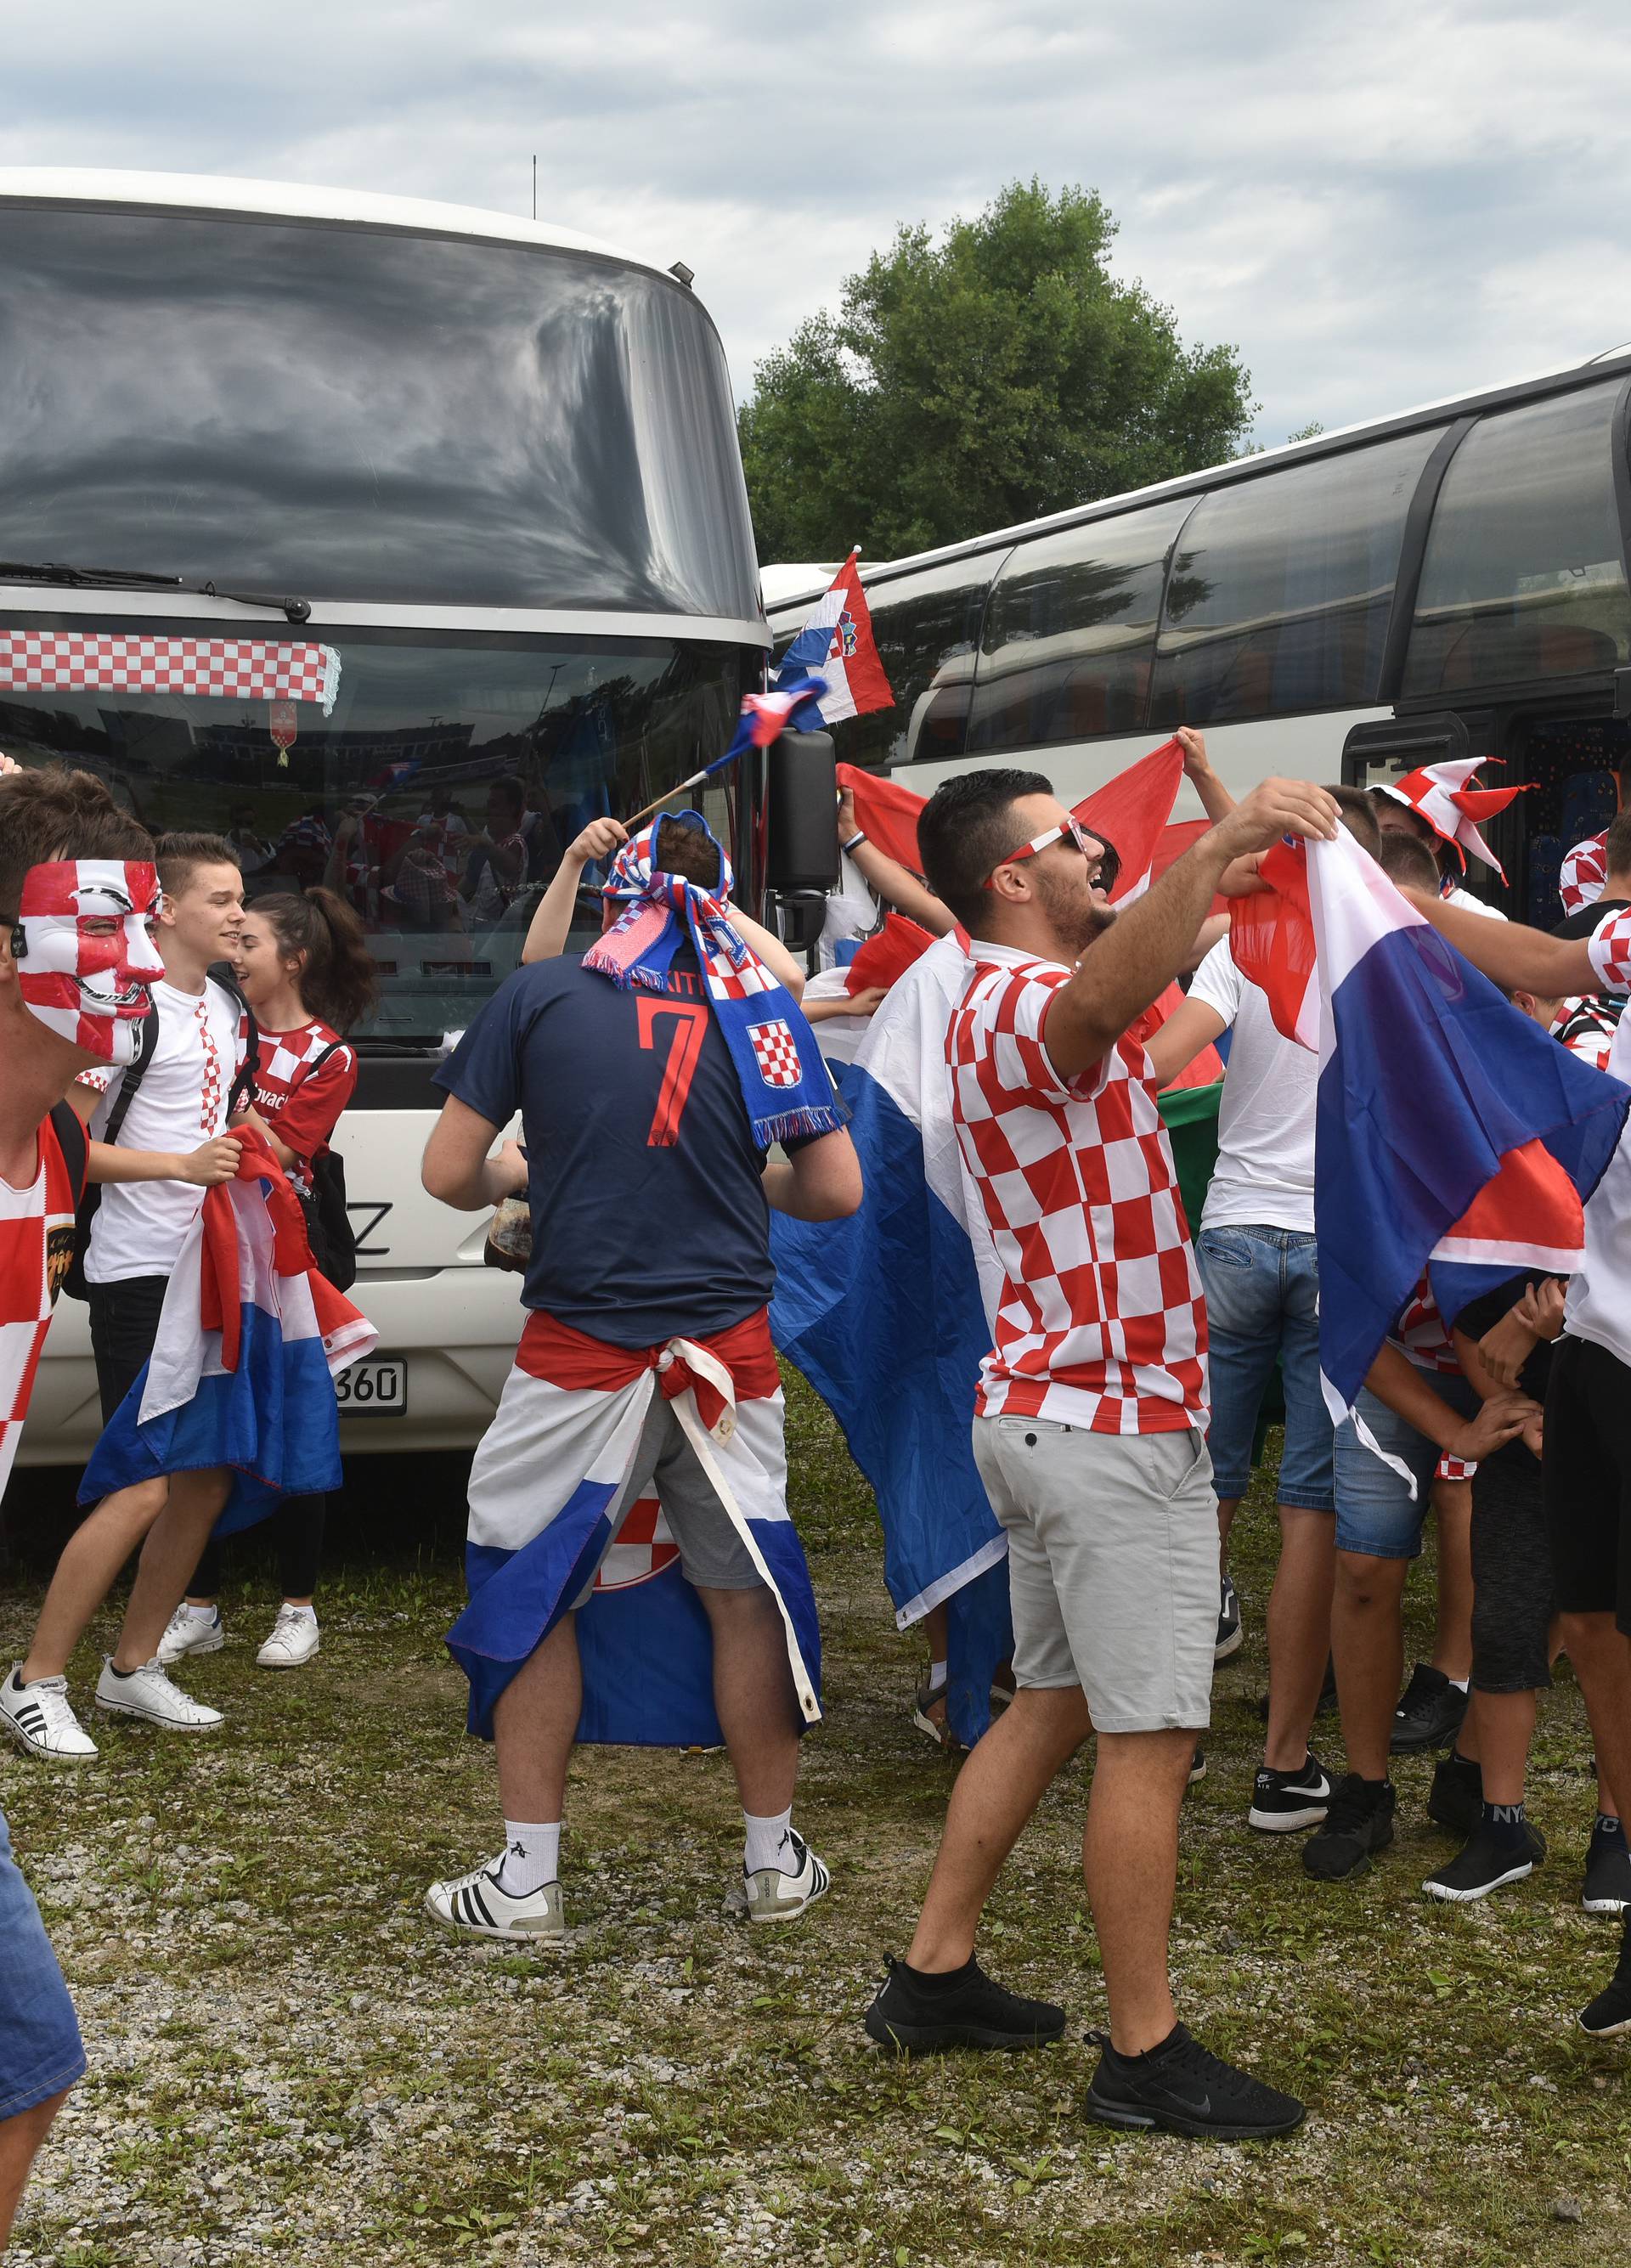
[0,1806,85,2121]
[1334,1372,1477,1560]
[1195,1225,1334,1510]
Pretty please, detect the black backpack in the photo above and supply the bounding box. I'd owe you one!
[63,971,259,1301]
[294,1041,357,1293]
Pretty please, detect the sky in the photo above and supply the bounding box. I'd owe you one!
[6,0,1630,453]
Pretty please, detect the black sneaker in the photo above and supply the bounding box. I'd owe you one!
[1084,2023,1305,2140]
[1423,1821,1545,1904]
[1583,1823,1631,1915]
[1427,1751,1484,1837]
[1214,1575,1243,1662]
[1248,1752,1332,1833]
[1391,1662,1468,1753]
[1302,1774,1397,1881]
[863,1955,1067,2053]
[1577,1916,1631,2038]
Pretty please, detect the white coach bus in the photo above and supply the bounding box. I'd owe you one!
[1,169,769,1463]
[768,346,1631,921]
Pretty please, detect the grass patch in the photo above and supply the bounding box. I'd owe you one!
[3,1384,1629,2264]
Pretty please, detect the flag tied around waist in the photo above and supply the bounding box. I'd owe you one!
[448,1309,821,1746]
[1229,828,1631,1429]
[771,933,1014,1746]
[79,1130,376,1529]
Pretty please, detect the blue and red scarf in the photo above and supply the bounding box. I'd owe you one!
[583,812,844,1148]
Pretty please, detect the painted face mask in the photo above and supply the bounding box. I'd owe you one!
[12,859,165,1063]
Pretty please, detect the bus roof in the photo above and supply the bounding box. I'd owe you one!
[0,166,668,282]
[765,342,1631,615]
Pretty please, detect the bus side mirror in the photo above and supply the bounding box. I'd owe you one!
[765,729,839,894]
[771,890,828,951]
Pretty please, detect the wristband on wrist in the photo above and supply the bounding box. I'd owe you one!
[840,831,867,855]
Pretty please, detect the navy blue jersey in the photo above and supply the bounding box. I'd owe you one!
[437,950,813,1347]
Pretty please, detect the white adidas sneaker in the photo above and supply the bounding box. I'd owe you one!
[257,1605,319,1669]
[0,1665,99,1760]
[94,1656,224,1731]
[743,1828,831,1925]
[425,1856,567,1948]
[158,1605,224,1665]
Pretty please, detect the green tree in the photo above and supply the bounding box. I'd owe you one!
[738,179,1256,564]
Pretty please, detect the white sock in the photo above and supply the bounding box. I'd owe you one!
[926,1659,948,1693]
[1448,1676,1470,1693]
[498,1821,560,1896]
[183,1603,218,1623]
[281,1603,318,1622]
[743,1807,793,1876]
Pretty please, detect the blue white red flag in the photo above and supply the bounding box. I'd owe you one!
[79,1134,376,1530]
[774,551,895,725]
[448,1311,821,1746]
[1231,828,1631,1422]
[770,933,1013,1747]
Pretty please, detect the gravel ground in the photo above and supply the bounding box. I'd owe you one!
[2,1381,1628,2265]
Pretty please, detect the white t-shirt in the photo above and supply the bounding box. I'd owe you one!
[1442,883,1507,922]
[1564,906,1631,1365]
[816,852,881,973]
[1186,939,1318,1233]
[79,976,245,1284]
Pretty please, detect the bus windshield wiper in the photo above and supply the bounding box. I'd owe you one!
[0,560,311,624]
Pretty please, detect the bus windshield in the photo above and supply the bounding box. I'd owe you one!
[0,200,759,621]
[0,619,753,1041]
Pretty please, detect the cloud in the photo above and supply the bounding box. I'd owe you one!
[4,0,1626,456]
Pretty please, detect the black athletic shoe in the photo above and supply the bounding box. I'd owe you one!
[1583,1824,1631,1915]
[1302,1774,1396,1881]
[1427,1751,1484,1837]
[1214,1575,1243,1662]
[1577,1917,1631,2038]
[1083,2023,1306,2140]
[1391,1662,1468,1754]
[863,1955,1067,2053]
[1248,1752,1332,1833]
[1423,1820,1545,1904]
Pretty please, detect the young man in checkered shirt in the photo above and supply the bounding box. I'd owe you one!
[863,763,1339,2140]
[1,836,248,1763]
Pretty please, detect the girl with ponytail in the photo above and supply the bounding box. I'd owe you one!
[159,886,379,1673]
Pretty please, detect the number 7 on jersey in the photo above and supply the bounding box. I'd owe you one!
[636,996,708,1147]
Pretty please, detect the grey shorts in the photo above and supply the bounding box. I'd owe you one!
[569,1391,763,1607]
[972,1415,1217,1735]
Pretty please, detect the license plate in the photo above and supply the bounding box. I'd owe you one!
[335,1357,407,1414]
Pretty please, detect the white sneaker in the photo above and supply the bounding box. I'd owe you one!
[0,1665,99,1760]
[743,1828,831,1925]
[94,1656,223,1731]
[425,1855,567,1947]
[157,1605,224,1665]
[257,1605,319,1669]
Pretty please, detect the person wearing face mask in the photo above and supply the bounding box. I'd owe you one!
[158,887,377,1673]
[1,834,249,1762]
[0,760,163,2253]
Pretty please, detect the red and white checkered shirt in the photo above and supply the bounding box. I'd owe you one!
[1393,1276,1461,1375]
[1551,995,1620,1072]
[946,944,1207,1434]
[245,1018,355,1197]
[1560,832,1608,917]
[0,1118,78,1504]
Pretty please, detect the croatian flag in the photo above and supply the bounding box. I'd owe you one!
[79,1135,375,1529]
[774,550,895,724]
[771,934,1014,1747]
[1231,828,1631,1422]
[448,1312,821,1746]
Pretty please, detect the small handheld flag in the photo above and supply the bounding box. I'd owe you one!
[774,550,895,723]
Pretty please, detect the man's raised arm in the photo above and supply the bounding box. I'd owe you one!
[1410,893,1600,998]
[1045,777,1341,1084]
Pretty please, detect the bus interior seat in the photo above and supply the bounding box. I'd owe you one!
[1526,832,1562,926]
[1559,769,1617,845]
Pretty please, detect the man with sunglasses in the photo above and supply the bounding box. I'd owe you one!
[863,761,1340,2141]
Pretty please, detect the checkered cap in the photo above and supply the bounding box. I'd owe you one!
[1560,832,1607,917]
[946,948,1207,1434]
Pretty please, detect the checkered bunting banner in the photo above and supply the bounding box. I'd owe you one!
[0,631,341,714]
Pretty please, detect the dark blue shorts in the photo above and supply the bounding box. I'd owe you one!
[0,1806,85,2121]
